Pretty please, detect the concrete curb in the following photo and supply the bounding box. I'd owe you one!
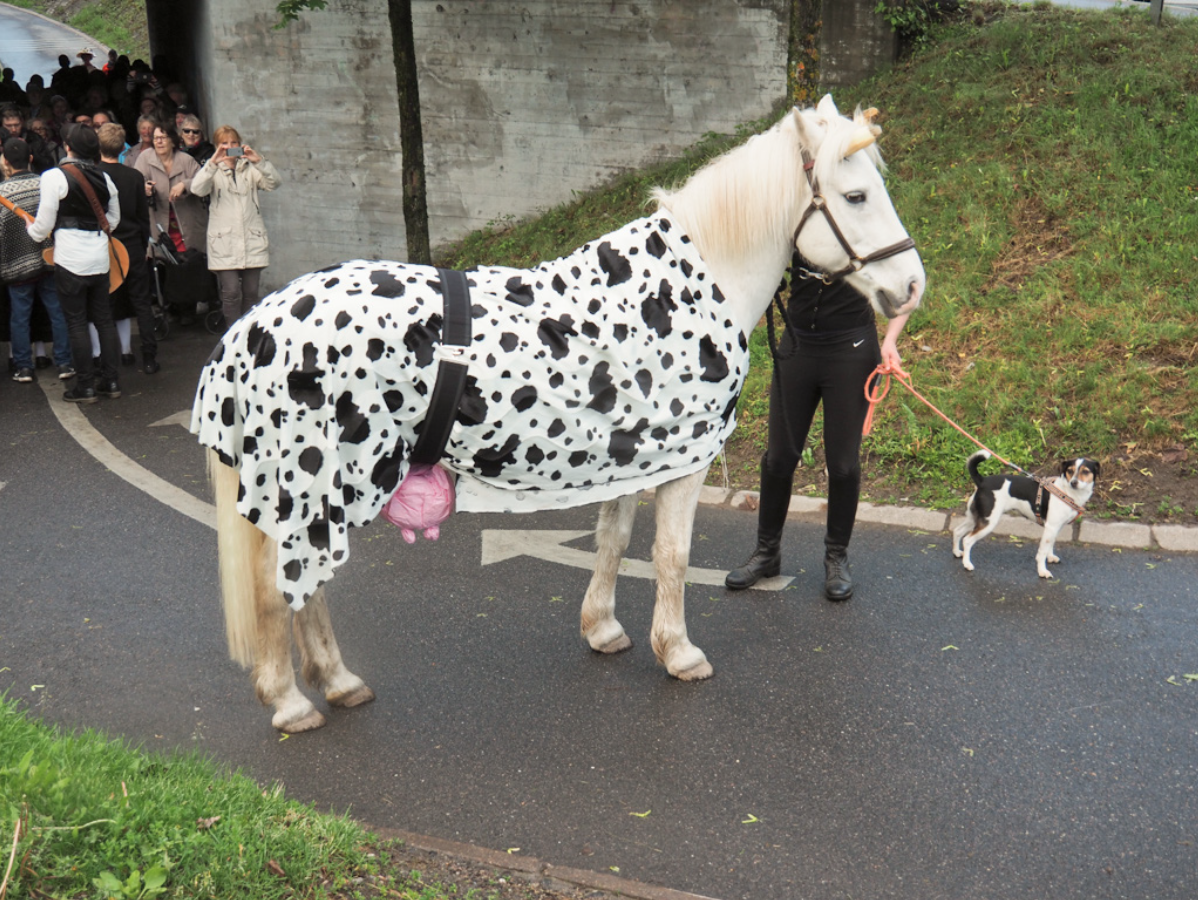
[370,826,722,900]
[712,488,1198,553]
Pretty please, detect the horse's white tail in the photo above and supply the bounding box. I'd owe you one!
[208,450,262,668]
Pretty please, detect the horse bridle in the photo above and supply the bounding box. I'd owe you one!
[791,147,916,284]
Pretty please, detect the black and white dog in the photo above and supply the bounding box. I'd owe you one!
[952,450,1100,579]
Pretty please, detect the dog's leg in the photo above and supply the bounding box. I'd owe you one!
[1036,520,1068,579]
[959,516,999,572]
[952,505,976,559]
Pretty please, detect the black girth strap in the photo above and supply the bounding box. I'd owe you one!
[410,268,472,465]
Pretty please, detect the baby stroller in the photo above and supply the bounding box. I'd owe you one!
[148,225,222,335]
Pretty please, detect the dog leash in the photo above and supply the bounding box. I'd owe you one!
[862,363,1086,521]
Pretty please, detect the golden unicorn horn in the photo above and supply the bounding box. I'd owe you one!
[844,126,878,158]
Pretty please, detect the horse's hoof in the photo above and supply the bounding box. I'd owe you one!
[673,660,714,681]
[275,708,327,734]
[593,633,633,655]
[328,684,376,708]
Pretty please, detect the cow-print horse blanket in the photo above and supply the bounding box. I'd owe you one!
[192,214,749,609]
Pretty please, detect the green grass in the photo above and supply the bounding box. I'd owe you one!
[0,697,376,898]
[437,3,1198,510]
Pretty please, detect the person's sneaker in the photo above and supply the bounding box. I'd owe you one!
[142,353,160,375]
[13,367,34,383]
[121,353,136,366]
[64,386,98,404]
[35,356,51,369]
[96,380,122,399]
[58,365,76,380]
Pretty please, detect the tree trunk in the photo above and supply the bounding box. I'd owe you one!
[386,0,431,264]
[789,0,822,108]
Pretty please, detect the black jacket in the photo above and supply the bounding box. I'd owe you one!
[98,160,151,250]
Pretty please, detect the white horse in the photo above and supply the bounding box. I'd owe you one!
[201,95,925,733]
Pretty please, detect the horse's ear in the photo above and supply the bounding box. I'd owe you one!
[843,126,878,159]
[792,107,820,154]
[854,106,880,125]
[817,94,840,119]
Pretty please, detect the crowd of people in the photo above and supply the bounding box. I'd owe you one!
[0,50,280,401]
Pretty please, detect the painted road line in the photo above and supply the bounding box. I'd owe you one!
[149,409,193,429]
[37,379,216,530]
[481,528,795,590]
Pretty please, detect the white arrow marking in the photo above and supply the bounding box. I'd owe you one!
[481,529,793,590]
[149,409,193,429]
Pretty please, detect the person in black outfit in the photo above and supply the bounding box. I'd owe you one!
[97,123,158,373]
[725,259,911,600]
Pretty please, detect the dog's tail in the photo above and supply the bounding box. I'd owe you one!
[967,449,992,487]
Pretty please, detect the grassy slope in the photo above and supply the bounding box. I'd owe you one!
[439,4,1198,516]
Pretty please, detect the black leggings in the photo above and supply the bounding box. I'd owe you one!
[765,327,881,548]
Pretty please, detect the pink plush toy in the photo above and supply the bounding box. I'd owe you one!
[381,464,456,542]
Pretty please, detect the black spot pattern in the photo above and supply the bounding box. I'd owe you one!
[192,214,750,610]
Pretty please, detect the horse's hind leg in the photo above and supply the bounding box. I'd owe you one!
[294,588,375,710]
[581,494,638,654]
[255,538,327,733]
[651,470,713,681]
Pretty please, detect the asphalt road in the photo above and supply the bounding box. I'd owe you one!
[0,2,109,85]
[2,324,1197,900]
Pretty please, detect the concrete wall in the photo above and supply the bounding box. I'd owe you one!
[145,0,789,289]
[819,0,898,89]
[416,1,790,241]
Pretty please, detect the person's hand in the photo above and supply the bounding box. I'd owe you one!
[168,182,187,202]
[242,145,261,164]
[212,145,226,163]
[144,180,155,197]
[880,335,903,372]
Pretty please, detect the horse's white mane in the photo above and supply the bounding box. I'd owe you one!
[652,100,885,265]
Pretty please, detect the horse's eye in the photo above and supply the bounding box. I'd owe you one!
[845,191,867,205]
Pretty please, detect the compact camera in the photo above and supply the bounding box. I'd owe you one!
[225,147,243,158]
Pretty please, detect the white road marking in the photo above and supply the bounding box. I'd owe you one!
[36,380,216,530]
[482,528,794,589]
[149,409,193,429]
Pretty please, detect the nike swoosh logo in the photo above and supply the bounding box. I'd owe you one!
[853,340,865,347]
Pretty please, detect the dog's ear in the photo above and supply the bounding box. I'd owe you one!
[1060,459,1073,476]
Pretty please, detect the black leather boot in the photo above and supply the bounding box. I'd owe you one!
[823,543,853,601]
[726,458,793,590]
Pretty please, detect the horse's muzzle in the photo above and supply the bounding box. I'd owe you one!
[876,278,923,319]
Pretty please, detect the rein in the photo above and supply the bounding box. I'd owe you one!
[862,364,1086,522]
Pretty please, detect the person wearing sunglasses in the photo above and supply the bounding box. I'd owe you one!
[179,115,214,166]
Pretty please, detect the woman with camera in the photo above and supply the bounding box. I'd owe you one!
[189,125,281,330]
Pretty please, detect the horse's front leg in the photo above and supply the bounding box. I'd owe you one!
[581,494,639,653]
[651,469,713,681]
[294,587,376,710]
